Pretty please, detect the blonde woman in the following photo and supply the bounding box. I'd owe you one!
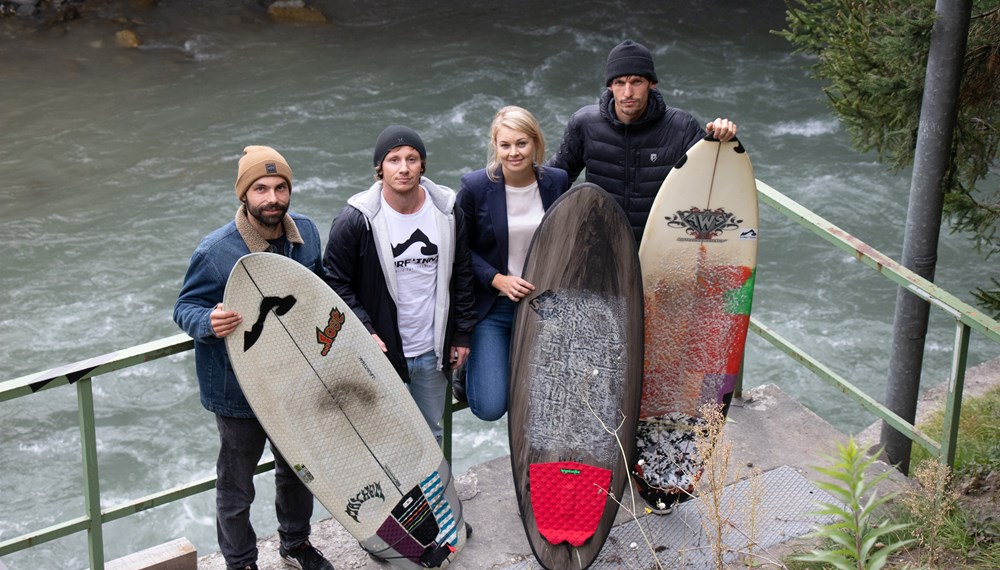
[455,106,570,421]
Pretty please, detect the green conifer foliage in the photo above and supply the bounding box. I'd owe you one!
[778,1,1000,316]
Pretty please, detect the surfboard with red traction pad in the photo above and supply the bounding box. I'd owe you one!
[508,183,644,569]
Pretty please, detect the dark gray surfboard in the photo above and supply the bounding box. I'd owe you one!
[508,183,644,569]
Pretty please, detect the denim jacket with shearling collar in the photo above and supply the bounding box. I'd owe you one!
[173,205,322,418]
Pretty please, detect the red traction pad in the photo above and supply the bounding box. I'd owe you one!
[529,461,612,547]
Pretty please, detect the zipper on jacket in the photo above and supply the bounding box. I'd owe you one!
[623,124,634,208]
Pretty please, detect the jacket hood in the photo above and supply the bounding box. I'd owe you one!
[347,177,456,219]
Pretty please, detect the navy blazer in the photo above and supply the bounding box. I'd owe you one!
[457,165,570,322]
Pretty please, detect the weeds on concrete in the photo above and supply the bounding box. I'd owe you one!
[582,398,665,570]
[794,437,913,570]
[692,402,737,568]
[899,459,957,567]
[586,397,788,569]
[685,402,787,569]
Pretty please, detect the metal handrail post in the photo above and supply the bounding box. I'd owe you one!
[939,321,971,466]
[443,378,454,464]
[78,378,105,570]
[734,354,745,399]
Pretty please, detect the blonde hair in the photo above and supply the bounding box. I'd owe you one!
[486,106,547,182]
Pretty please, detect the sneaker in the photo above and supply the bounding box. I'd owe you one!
[279,540,334,570]
[465,522,473,539]
[230,565,258,570]
[638,485,676,515]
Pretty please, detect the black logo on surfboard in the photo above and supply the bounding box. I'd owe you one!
[345,481,385,523]
[244,295,296,351]
[666,207,742,241]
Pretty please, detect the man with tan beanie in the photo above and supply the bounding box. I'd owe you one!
[174,146,334,570]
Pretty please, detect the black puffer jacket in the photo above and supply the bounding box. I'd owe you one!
[549,89,705,242]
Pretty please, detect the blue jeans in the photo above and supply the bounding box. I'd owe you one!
[466,297,515,421]
[214,414,313,569]
[406,351,447,444]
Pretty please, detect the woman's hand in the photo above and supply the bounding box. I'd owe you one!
[492,273,535,302]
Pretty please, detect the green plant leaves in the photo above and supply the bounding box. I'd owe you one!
[795,437,913,570]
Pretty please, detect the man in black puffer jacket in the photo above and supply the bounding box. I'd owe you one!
[549,39,739,243]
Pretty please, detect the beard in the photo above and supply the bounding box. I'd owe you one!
[246,200,288,228]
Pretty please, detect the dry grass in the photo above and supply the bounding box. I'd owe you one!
[899,459,959,567]
[686,402,786,569]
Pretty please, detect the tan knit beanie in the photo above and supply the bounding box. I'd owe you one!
[235,145,293,201]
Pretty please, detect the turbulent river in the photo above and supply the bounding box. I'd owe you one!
[1,1,996,566]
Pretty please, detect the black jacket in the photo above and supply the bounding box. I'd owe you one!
[549,89,705,242]
[456,165,570,323]
[322,179,476,383]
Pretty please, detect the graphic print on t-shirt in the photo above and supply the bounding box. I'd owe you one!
[392,229,438,258]
[384,195,439,357]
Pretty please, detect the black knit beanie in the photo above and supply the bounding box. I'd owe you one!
[373,125,427,167]
[605,39,658,86]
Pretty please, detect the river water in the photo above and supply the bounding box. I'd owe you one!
[1,0,996,567]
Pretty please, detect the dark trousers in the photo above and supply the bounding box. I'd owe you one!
[215,414,313,569]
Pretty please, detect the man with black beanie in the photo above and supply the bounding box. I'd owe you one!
[549,39,739,243]
[322,125,476,446]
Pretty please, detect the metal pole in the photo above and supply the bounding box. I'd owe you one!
[78,378,105,570]
[881,0,972,474]
[939,322,971,467]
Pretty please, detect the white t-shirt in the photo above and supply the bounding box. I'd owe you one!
[382,192,438,357]
[505,181,544,279]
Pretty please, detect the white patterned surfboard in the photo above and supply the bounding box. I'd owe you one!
[634,137,758,512]
[222,252,466,568]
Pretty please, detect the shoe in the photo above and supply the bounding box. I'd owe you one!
[465,522,473,539]
[452,364,468,403]
[639,486,676,515]
[279,540,334,570]
[632,464,677,515]
[230,565,258,570]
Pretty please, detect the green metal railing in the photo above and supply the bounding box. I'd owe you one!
[0,333,467,569]
[2,180,999,568]
[750,180,1000,465]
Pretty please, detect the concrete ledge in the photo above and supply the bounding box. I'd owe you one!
[198,383,893,569]
[106,538,196,570]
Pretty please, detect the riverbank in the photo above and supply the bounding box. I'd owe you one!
[857,354,1000,451]
[0,0,328,46]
